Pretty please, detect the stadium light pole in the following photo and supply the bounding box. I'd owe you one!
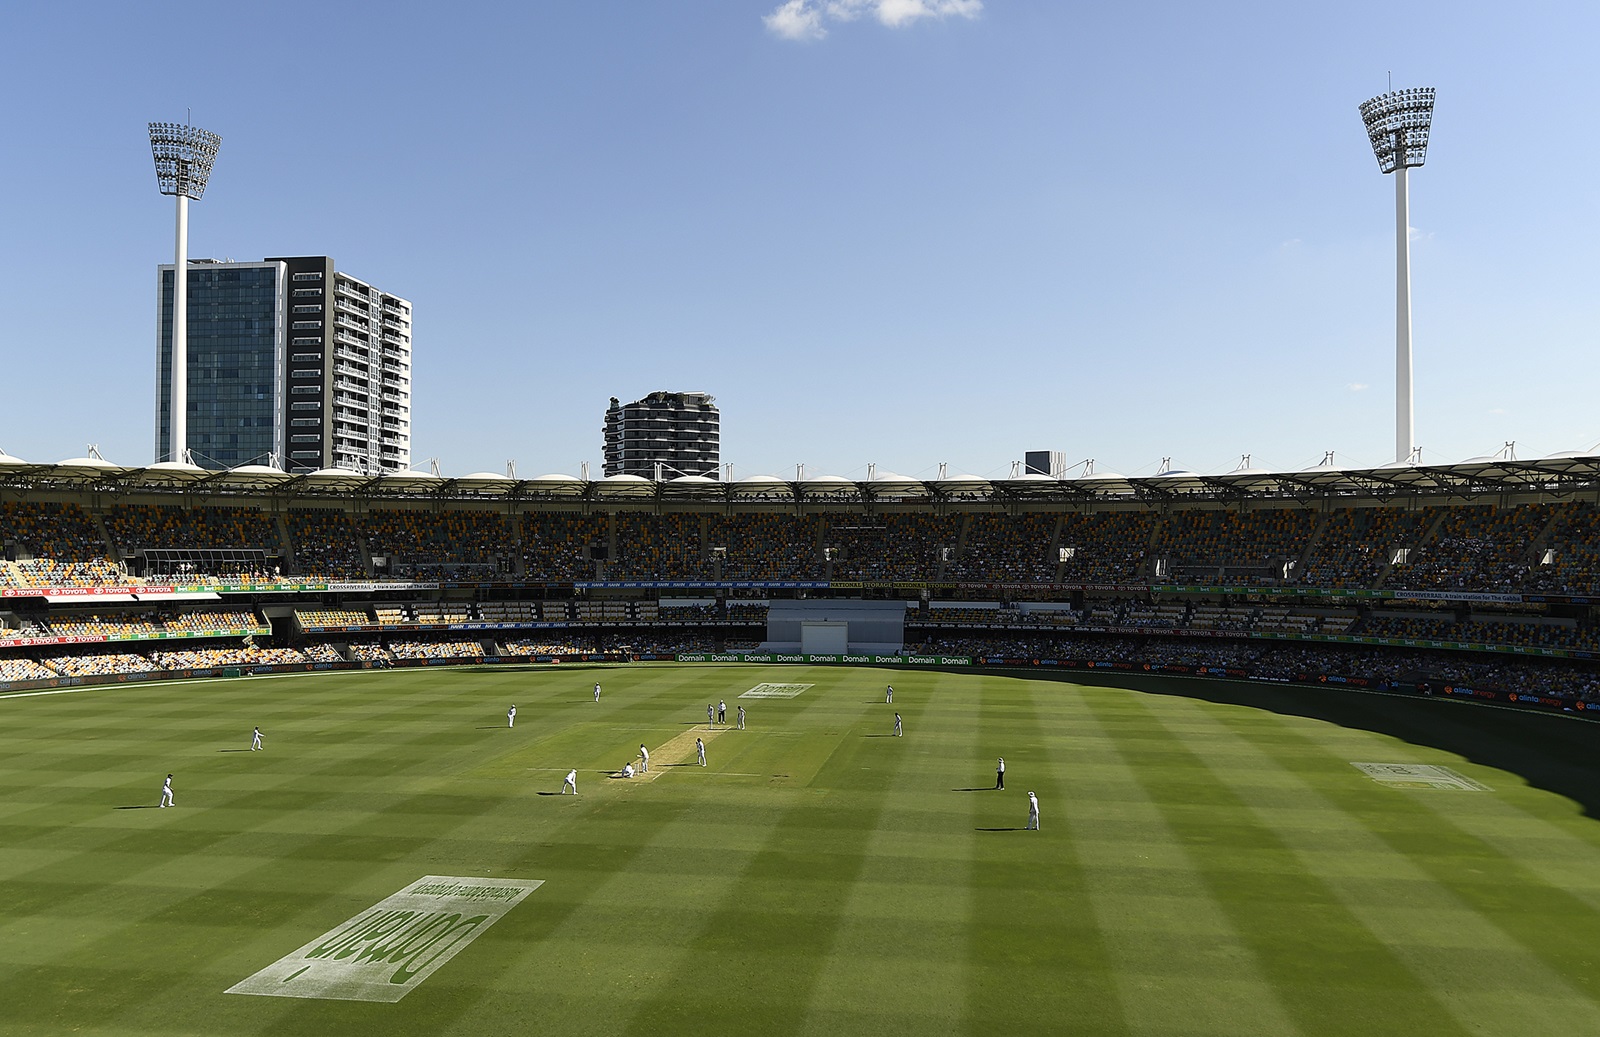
[1358,87,1435,465]
[148,121,222,464]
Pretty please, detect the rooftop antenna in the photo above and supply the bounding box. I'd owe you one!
[1321,450,1336,467]
[937,461,947,480]
[724,462,733,482]
[1009,460,1021,478]
[581,460,590,481]
[87,444,104,460]
[1158,456,1172,474]
[506,459,517,479]
[867,462,876,481]
[428,457,441,477]
[795,462,804,482]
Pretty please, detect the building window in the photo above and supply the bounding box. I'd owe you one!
[291,338,322,347]
[291,321,323,330]
[291,417,321,427]
[292,369,321,379]
[290,434,320,444]
[292,288,323,297]
[292,272,323,281]
[291,386,321,395]
[292,305,323,314]
[290,402,320,411]
[291,353,322,362]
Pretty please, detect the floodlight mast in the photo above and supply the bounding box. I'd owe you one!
[148,122,221,464]
[1358,88,1435,464]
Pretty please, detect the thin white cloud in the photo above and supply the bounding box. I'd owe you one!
[765,0,827,40]
[1347,383,1369,392]
[765,0,982,41]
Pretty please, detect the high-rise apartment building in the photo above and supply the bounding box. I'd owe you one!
[156,256,411,472]
[603,391,720,479]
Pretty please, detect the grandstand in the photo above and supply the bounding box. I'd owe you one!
[3,454,1600,712]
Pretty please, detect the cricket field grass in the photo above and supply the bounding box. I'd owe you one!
[3,663,1600,1036]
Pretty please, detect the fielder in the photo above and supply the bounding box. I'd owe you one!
[563,769,578,795]
[696,737,707,766]
[622,762,635,778]
[251,726,263,751]
[893,713,902,737]
[886,684,894,703]
[508,704,516,728]
[736,705,745,730]
[159,773,174,808]
[996,757,1005,789]
[639,744,650,773]
[594,682,602,702]
[707,704,715,729]
[1027,791,1040,831]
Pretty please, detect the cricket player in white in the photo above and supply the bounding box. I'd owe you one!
[886,684,894,703]
[696,737,706,766]
[717,700,726,724]
[1027,791,1040,830]
[736,705,745,730]
[508,705,516,728]
[707,704,715,729]
[622,762,634,778]
[159,774,174,808]
[251,727,263,751]
[594,682,601,702]
[639,744,649,773]
[893,713,902,737]
[563,769,577,795]
[996,757,1005,789]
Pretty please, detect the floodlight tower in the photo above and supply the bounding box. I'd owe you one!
[148,121,222,464]
[1358,87,1435,464]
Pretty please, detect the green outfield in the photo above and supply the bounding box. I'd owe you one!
[4,664,1600,1036]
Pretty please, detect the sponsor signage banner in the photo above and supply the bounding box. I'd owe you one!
[575,581,830,590]
[1,585,169,598]
[327,581,442,593]
[226,875,542,1002]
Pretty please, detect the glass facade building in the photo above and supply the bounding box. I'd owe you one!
[156,257,411,473]
[156,262,285,468]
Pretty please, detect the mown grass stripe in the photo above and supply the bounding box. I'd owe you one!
[1150,694,1600,1036]
[619,677,908,1036]
[1231,703,1600,1009]
[1121,692,1479,1037]
[961,677,1133,1035]
[795,669,975,1037]
[1052,681,1302,1036]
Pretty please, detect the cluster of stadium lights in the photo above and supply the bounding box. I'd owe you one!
[144,92,1436,472]
[148,122,222,467]
[1358,87,1436,465]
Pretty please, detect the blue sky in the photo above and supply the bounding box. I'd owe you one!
[2,1,1596,479]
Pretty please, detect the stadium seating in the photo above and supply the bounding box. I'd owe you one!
[945,515,1055,582]
[296,609,374,628]
[286,509,367,579]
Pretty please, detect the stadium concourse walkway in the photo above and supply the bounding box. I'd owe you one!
[4,664,1600,1035]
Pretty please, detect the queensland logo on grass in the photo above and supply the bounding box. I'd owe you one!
[226,876,543,1003]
